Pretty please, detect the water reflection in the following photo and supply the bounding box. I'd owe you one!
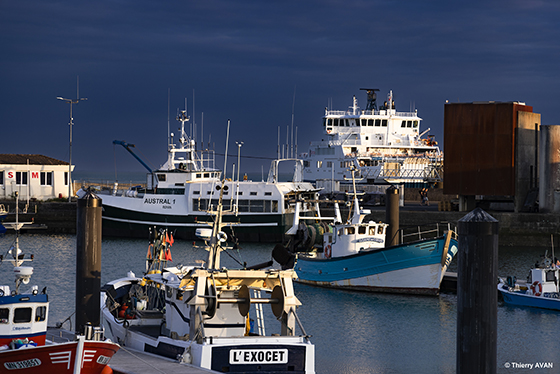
[1,233,559,373]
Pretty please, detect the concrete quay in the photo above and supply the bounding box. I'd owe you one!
[1,200,559,247]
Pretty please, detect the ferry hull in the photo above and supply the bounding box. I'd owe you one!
[295,235,458,295]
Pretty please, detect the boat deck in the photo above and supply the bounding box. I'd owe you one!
[46,327,218,374]
[110,347,219,374]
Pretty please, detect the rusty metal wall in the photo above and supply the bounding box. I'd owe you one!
[443,102,533,196]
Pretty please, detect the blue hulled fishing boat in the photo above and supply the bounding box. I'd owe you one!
[498,251,560,311]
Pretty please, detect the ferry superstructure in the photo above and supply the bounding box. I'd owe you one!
[301,89,442,185]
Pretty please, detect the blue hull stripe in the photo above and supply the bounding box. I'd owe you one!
[296,237,457,283]
[499,290,560,311]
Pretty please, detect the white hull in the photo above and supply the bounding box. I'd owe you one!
[297,262,445,295]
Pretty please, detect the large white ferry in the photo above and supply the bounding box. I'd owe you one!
[301,89,442,185]
[98,114,319,242]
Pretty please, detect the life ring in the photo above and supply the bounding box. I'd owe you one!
[217,231,227,243]
[324,245,332,259]
[530,281,542,296]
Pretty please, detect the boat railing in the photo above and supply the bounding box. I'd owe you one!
[325,109,418,117]
[399,222,456,244]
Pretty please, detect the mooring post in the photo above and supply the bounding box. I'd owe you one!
[457,208,498,374]
[75,190,102,334]
[385,186,400,246]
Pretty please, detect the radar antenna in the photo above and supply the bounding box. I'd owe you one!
[360,88,379,111]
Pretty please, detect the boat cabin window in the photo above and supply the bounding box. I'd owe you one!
[265,192,272,196]
[156,188,185,195]
[157,174,166,182]
[35,306,46,322]
[401,120,406,128]
[346,227,355,235]
[250,192,257,196]
[369,226,376,235]
[196,173,202,178]
[382,120,388,127]
[378,226,384,234]
[317,161,323,168]
[368,119,374,126]
[546,271,556,282]
[407,121,413,128]
[204,173,210,178]
[193,191,200,195]
[375,119,381,127]
[413,121,419,128]
[13,307,32,323]
[0,308,8,324]
[338,228,343,236]
[358,226,366,235]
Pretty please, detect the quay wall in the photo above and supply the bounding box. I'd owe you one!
[2,200,559,246]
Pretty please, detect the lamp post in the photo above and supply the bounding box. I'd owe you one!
[57,94,87,202]
[236,141,244,182]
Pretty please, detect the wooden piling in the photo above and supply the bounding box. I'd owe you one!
[75,190,103,333]
[457,208,498,374]
[385,186,400,246]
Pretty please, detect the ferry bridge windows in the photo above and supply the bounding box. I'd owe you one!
[40,172,53,186]
[382,120,388,127]
[413,121,419,128]
[375,119,381,127]
[13,307,32,323]
[358,226,366,235]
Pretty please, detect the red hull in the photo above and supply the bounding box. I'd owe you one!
[0,340,119,373]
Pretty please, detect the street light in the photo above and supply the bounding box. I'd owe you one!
[236,141,244,182]
[57,94,87,202]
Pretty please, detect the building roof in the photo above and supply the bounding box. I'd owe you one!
[0,154,69,166]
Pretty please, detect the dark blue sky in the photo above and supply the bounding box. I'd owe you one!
[2,0,559,178]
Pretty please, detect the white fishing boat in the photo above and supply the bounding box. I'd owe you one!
[279,169,458,295]
[0,192,119,374]
[498,251,560,311]
[101,123,315,373]
[301,88,442,185]
[99,110,319,242]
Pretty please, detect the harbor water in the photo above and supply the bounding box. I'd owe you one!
[1,233,559,373]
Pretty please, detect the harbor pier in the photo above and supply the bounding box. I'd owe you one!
[2,199,560,246]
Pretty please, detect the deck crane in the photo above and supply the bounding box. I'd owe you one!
[113,140,153,173]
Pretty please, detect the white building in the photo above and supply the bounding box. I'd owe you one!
[0,154,74,200]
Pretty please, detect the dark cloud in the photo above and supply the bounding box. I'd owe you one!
[1,0,560,179]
